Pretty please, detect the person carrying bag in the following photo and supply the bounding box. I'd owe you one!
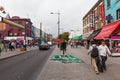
[98,41,111,72]
[88,44,99,74]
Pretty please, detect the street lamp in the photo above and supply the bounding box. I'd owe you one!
[60,28,63,34]
[22,32,26,51]
[23,21,28,51]
[44,28,49,42]
[50,11,60,38]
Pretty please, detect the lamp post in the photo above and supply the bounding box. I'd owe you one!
[60,28,63,34]
[40,22,42,44]
[23,21,28,51]
[50,11,60,38]
[44,28,49,42]
[22,32,25,50]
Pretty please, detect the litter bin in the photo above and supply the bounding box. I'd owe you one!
[20,45,26,51]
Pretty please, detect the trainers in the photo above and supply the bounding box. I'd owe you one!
[95,71,99,75]
[96,72,99,75]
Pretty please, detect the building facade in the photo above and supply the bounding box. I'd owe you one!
[31,25,35,38]
[83,0,104,40]
[0,6,10,32]
[104,0,120,24]
[0,16,32,42]
[34,26,40,38]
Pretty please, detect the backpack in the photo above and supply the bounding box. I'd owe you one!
[91,46,99,58]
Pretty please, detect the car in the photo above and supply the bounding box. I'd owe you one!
[47,41,52,46]
[39,43,50,50]
[34,42,39,46]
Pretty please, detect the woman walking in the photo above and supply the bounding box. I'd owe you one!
[88,42,99,74]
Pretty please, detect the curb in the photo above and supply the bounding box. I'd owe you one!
[0,48,38,61]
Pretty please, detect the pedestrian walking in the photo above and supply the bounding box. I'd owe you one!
[9,42,12,51]
[11,42,15,51]
[70,42,74,48]
[98,40,111,71]
[60,40,67,55]
[115,43,120,53]
[88,42,99,74]
[0,41,4,55]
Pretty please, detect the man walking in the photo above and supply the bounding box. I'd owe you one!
[0,41,4,55]
[98,41,111,71]
[61,40,67,55]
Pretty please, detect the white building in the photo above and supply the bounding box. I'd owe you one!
[69,29,81,39]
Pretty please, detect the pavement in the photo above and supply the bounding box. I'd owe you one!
[0,45,120,80]
[36,45,120,80]
[0,46,38,60]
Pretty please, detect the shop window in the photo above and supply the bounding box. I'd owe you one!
[107,0,111,9]
[14,33,17,36]
[107,20,111,24]
[106,14,112,24]
[117,9,120,20]
[95,23,98,30]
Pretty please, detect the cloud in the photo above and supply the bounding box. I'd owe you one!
[0,0,98,37]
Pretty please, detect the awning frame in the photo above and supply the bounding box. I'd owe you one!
[94,20,120,40]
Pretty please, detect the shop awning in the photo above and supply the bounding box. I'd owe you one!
[87,28,102,40]
[71,35,82,40]
[54,38,62,43]
[94,20,120,40]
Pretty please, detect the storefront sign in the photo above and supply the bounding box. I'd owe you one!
[89,11,95,28]
[0,23,6,31]
[111,36,120,40]
[106,15,112,20]
[100,4,105,23]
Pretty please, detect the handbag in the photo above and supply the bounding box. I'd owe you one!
[97,57,103,72]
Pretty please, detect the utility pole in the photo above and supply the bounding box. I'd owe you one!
[51,11,60,38]
[58,12,60,38]
[40,22,42,44]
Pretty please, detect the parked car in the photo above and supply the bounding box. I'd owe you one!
[34,42,39,46]
[39,43,50,50]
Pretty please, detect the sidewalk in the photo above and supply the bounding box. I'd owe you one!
[36,46,120,80]
[0,46,38,60]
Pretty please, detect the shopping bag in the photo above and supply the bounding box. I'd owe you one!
[97,57,103,72]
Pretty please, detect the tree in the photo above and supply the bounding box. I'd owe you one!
[58,34,62,39]
[59,32,69,41]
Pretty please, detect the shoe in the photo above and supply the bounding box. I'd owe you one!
[96,72,99,75]
[95,71,99,74]
[104,68,106,71]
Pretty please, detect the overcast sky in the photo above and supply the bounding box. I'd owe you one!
[0,0,98,37]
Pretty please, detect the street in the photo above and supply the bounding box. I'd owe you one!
[1,0,120,80]
[0,46,55,80]
[0,45,120,80]
[37,46,120,80]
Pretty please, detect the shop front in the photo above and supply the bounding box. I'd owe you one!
[94,20,120,40]
[87,28,102,45]
[94,20,120,56]
[4,36,33,45]
[83,32,92,49]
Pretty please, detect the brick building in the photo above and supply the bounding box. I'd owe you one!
[83,0,105,40]
[0,16,32,44]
